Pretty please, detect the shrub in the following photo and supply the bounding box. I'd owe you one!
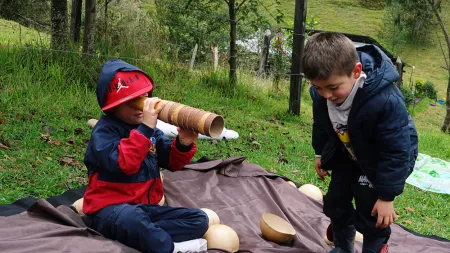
[414,79,425,97]
[423,81,437,100]
[400,86,414,105]
[360,0,385,10]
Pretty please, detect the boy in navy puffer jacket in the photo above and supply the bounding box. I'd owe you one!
[303,33,418,253]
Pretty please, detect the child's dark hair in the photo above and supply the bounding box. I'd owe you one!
[302,32,358,80]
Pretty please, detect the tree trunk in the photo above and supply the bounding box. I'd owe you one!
[83,0,97,55]
[442,76,450,133]
[258,29,271,77]
[212,46,219,71]
[228,0,237,91]
[70,0,82,43]
[51,0,68,49]
[428,0,450,133]
[104,0,109,37]
[289,0,307,115]
[395,57,403,87]
[190,44,198,72]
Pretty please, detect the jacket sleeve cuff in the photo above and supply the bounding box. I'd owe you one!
[378,195,395,201]
[175,136,194,152]
[137,123,155,139]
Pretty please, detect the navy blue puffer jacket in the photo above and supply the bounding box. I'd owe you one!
[310,45,418,201]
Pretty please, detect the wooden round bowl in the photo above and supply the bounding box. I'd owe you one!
[260,213,296,244]
[200,208,221,227]
[298,184,323,201]
[71,198,84,215]
[203,224,239,252]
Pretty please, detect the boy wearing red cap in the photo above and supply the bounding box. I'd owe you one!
[83,59,208,253]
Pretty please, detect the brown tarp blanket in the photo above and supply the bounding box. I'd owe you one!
[1,156,449,253]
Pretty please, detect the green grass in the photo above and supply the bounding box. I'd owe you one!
[0,19,49,45]
[1,6,450,242]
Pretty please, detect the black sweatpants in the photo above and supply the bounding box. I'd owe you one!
[323,163,391,240]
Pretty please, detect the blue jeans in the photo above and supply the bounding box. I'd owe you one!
[90,204,209,253]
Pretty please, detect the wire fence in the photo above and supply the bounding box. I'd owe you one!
[0,2,303,85]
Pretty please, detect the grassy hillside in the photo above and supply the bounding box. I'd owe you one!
[0,19,49,45]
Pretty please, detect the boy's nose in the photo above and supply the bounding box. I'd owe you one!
[323,90,333,99]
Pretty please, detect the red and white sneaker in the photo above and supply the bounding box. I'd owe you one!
[380,244,389,253]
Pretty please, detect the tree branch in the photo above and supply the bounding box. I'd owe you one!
[255,0,281,23]
[428,0,450,51]
[236,0,248,12]
[436,29,449,69]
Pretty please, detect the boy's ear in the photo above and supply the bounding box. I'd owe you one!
[352,63,363,79]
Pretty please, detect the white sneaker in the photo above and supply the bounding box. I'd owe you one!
[173,238,207,253]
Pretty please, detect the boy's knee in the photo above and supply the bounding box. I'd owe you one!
[115,205,145,227]
[194,209,209,237]
[323,196,353,225]
[116,205,173,252]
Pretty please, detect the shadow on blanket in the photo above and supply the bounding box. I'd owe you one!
[0,156,449,253]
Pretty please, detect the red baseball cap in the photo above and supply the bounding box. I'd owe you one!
[102,71,153,111]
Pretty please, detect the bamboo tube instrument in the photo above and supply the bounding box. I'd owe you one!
[128,97,225,138]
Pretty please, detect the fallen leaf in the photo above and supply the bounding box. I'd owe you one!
[18,179,34,185]
[0,143,9,149]
[18,180,29,185]
[68,177,87,184]
[74,128,83,135]
[52,140,61,146]
[40,133,51,142]
[59,156,82,167]
[3,154,14,161]
[45,157,52,161]
[0,118,6,124]
[404,207,415,212]
[42,125,54,134]
[292,170,300,173]
[277,157,289,164]
[404,220,412,225]
[251,140,261,146]
[67,137,76,145]
[22,115,32,121]
[280,144,285,149]
[36,156,43,164]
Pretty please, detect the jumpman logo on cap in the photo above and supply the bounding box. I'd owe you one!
[117,78,129,93]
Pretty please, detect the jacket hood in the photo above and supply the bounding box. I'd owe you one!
[357,45,399,95]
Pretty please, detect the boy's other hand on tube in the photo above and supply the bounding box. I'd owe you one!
[143,97,163,129]
[177,127,198,146]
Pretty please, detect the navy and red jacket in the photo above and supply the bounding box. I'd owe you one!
[83,60,196,215]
